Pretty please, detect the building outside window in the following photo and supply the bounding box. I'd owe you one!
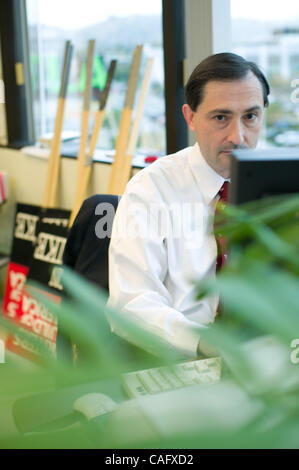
[231,0,299,148]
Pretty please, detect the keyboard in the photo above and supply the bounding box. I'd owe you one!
[122,357,221,398]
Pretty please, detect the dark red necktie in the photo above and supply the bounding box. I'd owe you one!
[215,181,229,272]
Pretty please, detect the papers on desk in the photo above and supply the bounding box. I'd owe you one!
[0,171,8,204]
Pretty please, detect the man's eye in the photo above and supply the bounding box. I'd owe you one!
[245,113,257,120]
[214,115,226,121]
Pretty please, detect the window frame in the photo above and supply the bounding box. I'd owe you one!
[0,0,35,148]
[162,0,187,154]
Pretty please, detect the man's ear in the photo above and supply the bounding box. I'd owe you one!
[182,104,195,131]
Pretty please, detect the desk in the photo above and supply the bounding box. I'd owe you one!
[13,375,126,435]
[10,358,224,448]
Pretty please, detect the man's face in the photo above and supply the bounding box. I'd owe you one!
[182,72,265,178]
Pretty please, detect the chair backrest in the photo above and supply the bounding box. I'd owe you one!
[63,194,120,291]
[56,194,119,363]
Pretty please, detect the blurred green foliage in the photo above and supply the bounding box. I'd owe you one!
[0,194,299,449]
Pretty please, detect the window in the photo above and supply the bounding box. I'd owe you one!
[26,0,166,159]
[231,0,299,147]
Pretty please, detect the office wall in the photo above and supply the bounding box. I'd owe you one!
[0,147,140,209]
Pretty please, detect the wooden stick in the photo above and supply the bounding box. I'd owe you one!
[42,41,73,208]
[69,59,117,225]
[89,60,117,159]
[117,57,153,194]
[76,40,95,173]
[107,45,143,195]
[69,40,95,227]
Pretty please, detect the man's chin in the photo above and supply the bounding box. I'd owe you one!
[217,152,231,178]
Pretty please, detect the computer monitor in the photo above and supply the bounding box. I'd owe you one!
[229,148,299,205]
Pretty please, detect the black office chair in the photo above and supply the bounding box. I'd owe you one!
[63,194,120,291]
[56,194,120,363]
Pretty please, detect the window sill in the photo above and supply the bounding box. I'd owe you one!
[17,142,162,169]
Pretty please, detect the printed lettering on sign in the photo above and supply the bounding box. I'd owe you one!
[20,293,57,342]
[48,266,64,291]
[22,293,55,323]
[6,332,56,359]
[14,213,39,242]
[22,293,57,322]
[2,263,28,319]
[34,233,66,264]
[42,217,69,227]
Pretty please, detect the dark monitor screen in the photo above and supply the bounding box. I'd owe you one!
[229,148,299,205]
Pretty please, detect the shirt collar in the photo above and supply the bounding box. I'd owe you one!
[188,143,227,204]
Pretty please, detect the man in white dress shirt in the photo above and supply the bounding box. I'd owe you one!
[108,53,270,359]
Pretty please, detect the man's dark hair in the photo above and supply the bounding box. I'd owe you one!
[185,52,270,111]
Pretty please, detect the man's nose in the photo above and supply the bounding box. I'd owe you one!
[227,120,245,147]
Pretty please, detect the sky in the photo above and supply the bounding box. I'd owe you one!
[28,0,162,29]
[27,0,299,30]
[231,0,299,22]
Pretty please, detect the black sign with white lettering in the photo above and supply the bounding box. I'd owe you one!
[10,203,41,265]
[27,208,70,294]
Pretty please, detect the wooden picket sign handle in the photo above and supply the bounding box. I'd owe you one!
[69,59,117,226]
[107,45,143,195]
[76,40,95,175]
[118,57,153,194]
[69,40,95,227]
[89,60,117,159]
[42,41,73,208]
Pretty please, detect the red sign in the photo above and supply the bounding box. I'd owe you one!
[2,263,59,360]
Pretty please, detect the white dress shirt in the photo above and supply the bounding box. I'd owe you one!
[108,143,226,358]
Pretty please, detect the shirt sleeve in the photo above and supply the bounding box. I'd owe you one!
[107,177,205,359]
